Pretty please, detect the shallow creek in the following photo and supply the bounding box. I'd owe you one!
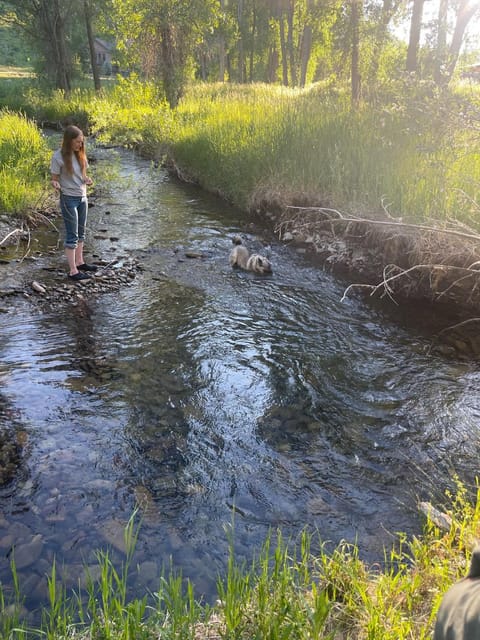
[1,146,480,616]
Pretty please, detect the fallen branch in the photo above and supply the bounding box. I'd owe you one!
[341,263,480,303]
[0,228,23,247]
[18,227,31,263]
[283,206,480,243]
[32,211,59,234]
[435,317,480,339]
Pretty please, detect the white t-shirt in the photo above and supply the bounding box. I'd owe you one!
[50,149,88,197]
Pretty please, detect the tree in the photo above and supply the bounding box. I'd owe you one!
[433,0,449,83]
[406,0,426,72]
[444,0,480,83]
[111,0,219,107]
[351,0,362,106]
[84,0,101,91]
[4,0,75,90]
[368,0,404,81]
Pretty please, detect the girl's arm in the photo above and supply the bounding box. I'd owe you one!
[51,173,61,190]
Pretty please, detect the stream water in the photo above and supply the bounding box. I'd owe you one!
[1,146,480,618]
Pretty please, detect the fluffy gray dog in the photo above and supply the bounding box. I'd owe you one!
[434,546,480,640]
[229,236,272,274]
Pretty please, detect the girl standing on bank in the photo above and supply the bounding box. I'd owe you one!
[50,125,97,281]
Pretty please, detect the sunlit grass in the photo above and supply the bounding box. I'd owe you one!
[0,110,50,216]
[0,65,35,78]
[2,77,480,227]
[89,75,175,156]
[170,83,480,225]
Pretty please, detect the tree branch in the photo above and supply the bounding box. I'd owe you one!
[284,206,480,242]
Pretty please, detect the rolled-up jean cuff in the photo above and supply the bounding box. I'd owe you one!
[60,194,88,248]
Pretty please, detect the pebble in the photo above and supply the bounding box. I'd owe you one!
[31,280,47,293]
[28,257,142,308]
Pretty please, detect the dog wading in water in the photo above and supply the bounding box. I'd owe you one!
[229,236,272,274]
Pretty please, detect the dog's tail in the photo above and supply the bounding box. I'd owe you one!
[232,235,243,246]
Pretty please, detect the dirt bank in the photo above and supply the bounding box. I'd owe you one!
[260,202,480,315]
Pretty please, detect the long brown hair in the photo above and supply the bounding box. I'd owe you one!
[61,125,87,177]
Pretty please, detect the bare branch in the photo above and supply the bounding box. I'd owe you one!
[0,228,23,246]
[341,283,376,302]
[342,263,480,303]
[283,206,480,242]
[435,317,480,338]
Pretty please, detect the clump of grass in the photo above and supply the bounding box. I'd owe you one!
[89,75,176,157]
[0,479,479,639]
[0,109,50,216]
[19,87,93,131]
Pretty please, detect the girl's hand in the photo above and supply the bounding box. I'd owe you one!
[51,179,60,190]
[85,176,93,186]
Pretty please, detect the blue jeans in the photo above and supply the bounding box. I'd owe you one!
[60,194,88,249]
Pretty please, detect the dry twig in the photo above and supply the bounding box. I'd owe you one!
[0,228,23,247]
[283,206,480,242]
[435,317,480,339]
[341,263,480,303]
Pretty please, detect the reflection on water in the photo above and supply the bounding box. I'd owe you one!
[1,147,480,617]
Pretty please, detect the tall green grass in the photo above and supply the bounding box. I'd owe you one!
[1,480,480,639]
[2,77,480,227]
[89,75,175,157]
[0,110,51,216]
[170,83,480,225]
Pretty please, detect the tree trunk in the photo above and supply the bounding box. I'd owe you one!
[218,0,226,82]
[160,25,182,108]
[84,0,101,91]
[351,0,361,108]
[406,0,425,73]
[267,46,279,83]
[299,23,312,87]
[249,2,256,82]
[218,36,226,81]
[434,0,449,84]
[444,0,479,83]
[279,15,289,85]
[37,0,71,91]
[237,0,246,82]
[287,0,297,86]
[53,0,71,92]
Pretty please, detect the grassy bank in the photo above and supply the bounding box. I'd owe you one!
[88,79,480,226]
[2,78,480,230]
[1,481,479,639]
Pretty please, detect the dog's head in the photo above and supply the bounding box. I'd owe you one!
[247,254,272,274]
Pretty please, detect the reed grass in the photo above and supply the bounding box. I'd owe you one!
[0,480,479,639]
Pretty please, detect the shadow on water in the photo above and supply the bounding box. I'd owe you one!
[1,146,480,618]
